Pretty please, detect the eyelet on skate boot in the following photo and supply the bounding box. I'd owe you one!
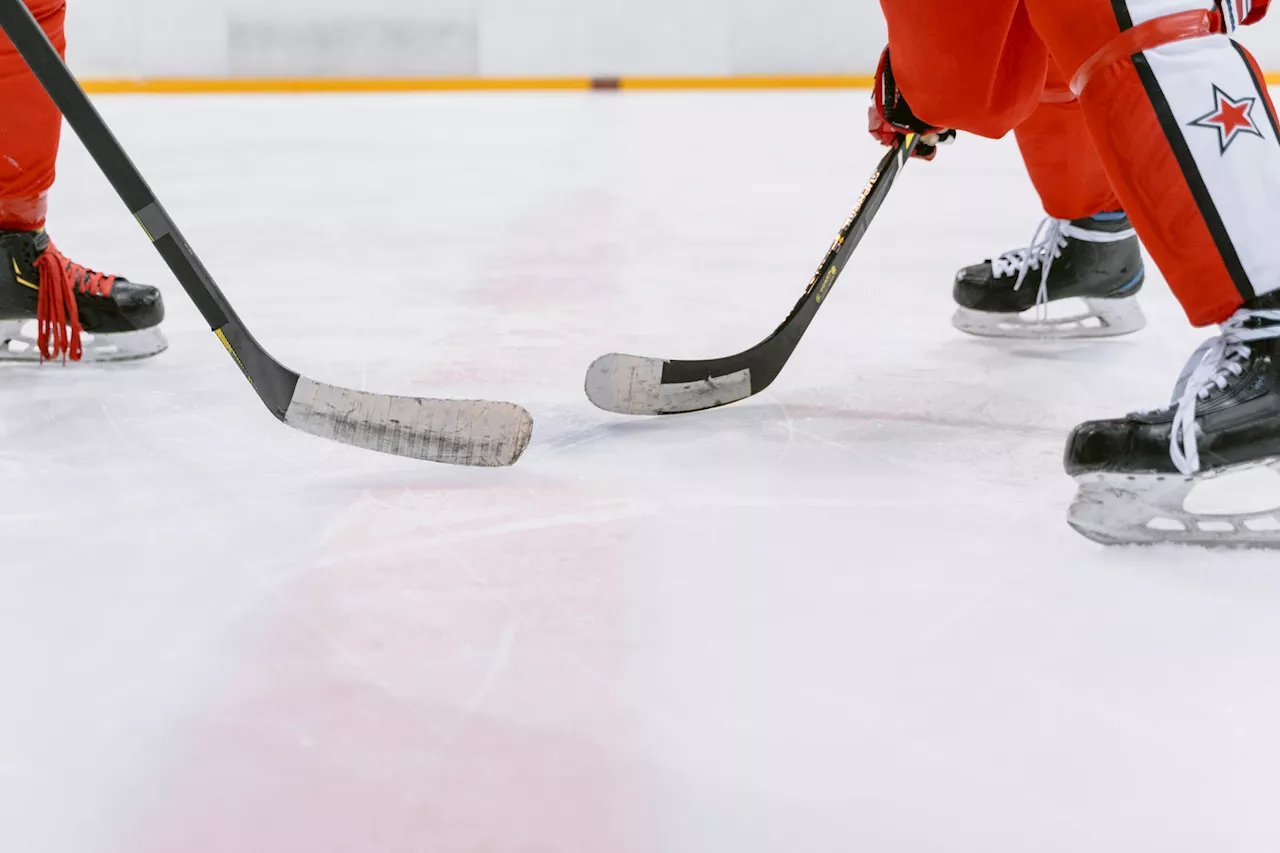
[1064,299,1280,547]
[952,212,1147,339]
[0,228,167,363]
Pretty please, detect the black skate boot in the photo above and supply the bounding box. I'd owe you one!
[953,212,1146,339]
[1064,295,1280,546]
[0,228,166,362]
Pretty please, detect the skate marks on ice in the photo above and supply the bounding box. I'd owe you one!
[1069,459,1280,547]
[553,375,1073,505]
[132,482,661,853]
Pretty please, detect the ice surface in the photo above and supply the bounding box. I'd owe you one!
[3,91,1280,853]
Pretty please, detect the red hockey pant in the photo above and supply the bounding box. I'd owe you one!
[883,0,1280,326]
[1016,59,1121,220]
[0,0,65,230]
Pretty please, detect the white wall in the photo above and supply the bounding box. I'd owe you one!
[64,0,887,78]
[61,0,1280,80]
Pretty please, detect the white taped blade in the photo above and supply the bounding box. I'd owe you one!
[585,354,663,414]
[585,354,751,415]
[285,377,533,467]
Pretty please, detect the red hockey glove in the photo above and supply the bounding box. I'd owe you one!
[869,47,956,160]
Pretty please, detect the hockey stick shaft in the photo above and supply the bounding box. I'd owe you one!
[584,134,918,415]
[745,133,919,382]
[0,0,533,466]
[1,5,244,352]
[0,0,288,403]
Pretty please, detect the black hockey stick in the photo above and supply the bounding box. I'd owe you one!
[585,134,918,415]
[0,0,532,467]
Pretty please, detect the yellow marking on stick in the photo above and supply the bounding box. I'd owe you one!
[214,328,253,384]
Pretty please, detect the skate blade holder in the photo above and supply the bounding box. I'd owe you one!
[953,296,1146,340]
[0,320,168,363]
[1069,458,1280,547]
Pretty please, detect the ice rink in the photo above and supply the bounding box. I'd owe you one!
[6,91,1280,852]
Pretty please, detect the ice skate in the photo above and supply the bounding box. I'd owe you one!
[0,227,166,362]
[953,212,1146,339]
[1065,298,1280,547]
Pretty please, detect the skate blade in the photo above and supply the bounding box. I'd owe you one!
[953,296,1146,340]
[0,322,168,363]
[1067,458,1280,548]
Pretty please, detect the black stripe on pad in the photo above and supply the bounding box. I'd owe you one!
[1131,52,1255,301]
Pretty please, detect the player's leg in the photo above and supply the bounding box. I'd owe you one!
[881,1,1146,337]
[1024,0,1280,544]
[0,0,165,362]
[880,0,1047,141]
[953,59,1147,338]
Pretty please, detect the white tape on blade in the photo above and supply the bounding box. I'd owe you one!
[656,370,751,413]
[285,376,533,467]
[585,354,751,415]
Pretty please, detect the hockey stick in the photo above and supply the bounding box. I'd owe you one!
[0,0,532,467]
[585,134,918,415]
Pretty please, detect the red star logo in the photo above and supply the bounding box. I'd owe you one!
[1189,85,1263,153]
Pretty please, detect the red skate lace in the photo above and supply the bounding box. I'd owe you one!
[33,242,117,363]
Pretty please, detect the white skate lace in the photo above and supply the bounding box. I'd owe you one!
[991,217,1137,321]
[1170,308,1280,475]
[992,217,1069,321]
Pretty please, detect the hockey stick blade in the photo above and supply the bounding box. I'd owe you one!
[0,0,533,467]
[585,354,751,415]
[585,136,916,416]
[286,379,533,467]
